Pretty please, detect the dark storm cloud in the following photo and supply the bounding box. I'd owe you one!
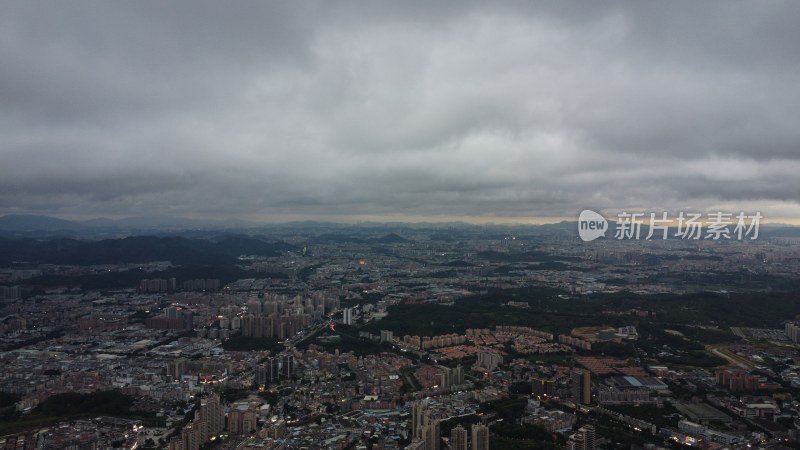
[2,1,799,221]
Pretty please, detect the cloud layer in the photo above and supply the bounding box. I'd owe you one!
[2,1,799,222]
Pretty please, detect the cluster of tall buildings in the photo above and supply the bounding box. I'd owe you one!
[256,355,295,385]
[408,400,489,450]
[343,307,355,325]
[532,375,556,398]
[182,278,220,291]
[531,369,592,405]
[439,364,465,389]
[138,278,177,293]
[715,369,761,392]
[786,321,800,343]
[168,394,224,450]
[421,333,466,350]
[494,326,553,340]
[448,423,490,450]
[241,313,310,340]
[240,294,333,339]
[227,403,258,434]
[417,364,466,390]
[0,285,21,300]
[409,401,441,450]
[401,333,467,350]
[559,334,592,351]
[476,351,503,371]
[137,278,221,293]
[145,306,194,331]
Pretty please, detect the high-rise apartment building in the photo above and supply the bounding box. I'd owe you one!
[451,424,468,450]
[569,425,596,450]
[571,369,591,405]
[471,424,489,450]
[343,307,354,325]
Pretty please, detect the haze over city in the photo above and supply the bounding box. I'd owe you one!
[2,1,799,223]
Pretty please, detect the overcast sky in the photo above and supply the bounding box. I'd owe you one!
[1,1,799,223]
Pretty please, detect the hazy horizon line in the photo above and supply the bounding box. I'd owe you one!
[3,212,800,227]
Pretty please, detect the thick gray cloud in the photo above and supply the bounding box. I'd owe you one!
[2,1,799,222]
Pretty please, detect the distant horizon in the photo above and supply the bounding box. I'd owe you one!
[2,211,800,228]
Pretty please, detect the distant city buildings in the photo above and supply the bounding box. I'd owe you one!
[138,278,220,293]
[523,406,576,433]
[439,364,465,389]
[559,334,592,351]
[786,321,800,343]
[0,285,21,300]
[343,307,354,325]
[237,294,331,340]
[4,223,800,449]
[138,277,175,293]
[182,278,220,291]
[256,357,282,386]
[145,306,193,331]
[241,313,310,340]
[77,314,128,334]
[476,351,502,371]
[715,369,761,393]
[598,387,654,405]
[402,333,467,350]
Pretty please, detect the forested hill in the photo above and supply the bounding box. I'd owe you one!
[0,235,296,266]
